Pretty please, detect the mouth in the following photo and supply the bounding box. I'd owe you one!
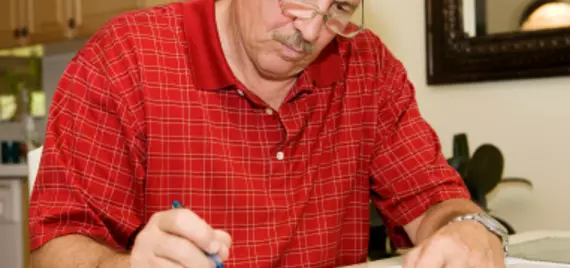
[279,42,306,60]
[283,43,305,54]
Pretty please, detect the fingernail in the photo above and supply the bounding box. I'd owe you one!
[208,241,221,253]
[209,254,224,268]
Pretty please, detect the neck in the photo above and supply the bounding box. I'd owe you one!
[215,0,296,109]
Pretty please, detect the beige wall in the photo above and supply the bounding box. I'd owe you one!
[367,1,570,232]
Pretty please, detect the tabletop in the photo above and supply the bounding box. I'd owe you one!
[341,230,570,268]
[0,164,27,178]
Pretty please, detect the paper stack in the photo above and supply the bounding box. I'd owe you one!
[506,257,570,267]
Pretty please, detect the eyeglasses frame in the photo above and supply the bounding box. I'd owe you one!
[279,0,365,38]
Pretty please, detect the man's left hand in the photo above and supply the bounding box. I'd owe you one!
[402,220,506,267]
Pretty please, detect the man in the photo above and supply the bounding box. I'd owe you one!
[29,0,508,267]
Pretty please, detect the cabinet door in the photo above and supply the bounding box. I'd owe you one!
[24,0,67,45]
[0,0,22,49]
[140,0,181,8]
[70,0,140,39]
[69,0,182,39]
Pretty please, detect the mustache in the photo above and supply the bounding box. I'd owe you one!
[272,31,315,54]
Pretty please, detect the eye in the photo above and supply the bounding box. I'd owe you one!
[332,3,353,14]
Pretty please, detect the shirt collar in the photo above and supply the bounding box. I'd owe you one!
[182,0,344,90]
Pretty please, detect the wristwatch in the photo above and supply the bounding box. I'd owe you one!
[450,213,510,257]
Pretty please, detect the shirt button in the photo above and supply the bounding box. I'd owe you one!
[265,108,274,115]
[276,151,284,161]
[237,89,244,96]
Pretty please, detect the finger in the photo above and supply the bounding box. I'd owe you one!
[402,247,421,268]
[151,257,183,268]
[153,231,214,268]
[214,229,232,248]
[217,244,230,262]
[443,260,465,268]
[214,230,232,261]
[154,209,219,254]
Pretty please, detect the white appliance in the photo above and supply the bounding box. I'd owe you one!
[0,178,24,268]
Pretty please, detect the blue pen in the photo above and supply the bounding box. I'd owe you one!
[172,200,224,268]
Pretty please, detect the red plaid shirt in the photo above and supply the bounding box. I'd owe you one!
[29,0,470,267]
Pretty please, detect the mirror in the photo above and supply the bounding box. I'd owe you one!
[471,0,570,36]
[425,0,570,85]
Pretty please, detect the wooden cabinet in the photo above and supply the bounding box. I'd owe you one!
[0,0,67,49]
[71,0,139,39]
[0,0,180,50]
[0,0,24,49]
[25,0,67,45]
[72,0,181,38]
[142,0,182,7]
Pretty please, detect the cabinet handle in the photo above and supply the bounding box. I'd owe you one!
[64,0,76,38]
[66,0,73,24]
[13,28,21,39]
[17,27,28,46]
[21,27,29,38]
[68,18,77,29]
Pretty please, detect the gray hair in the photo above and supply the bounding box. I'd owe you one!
[272,30,315,54]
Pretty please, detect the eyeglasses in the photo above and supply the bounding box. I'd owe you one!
[279,0,364,38]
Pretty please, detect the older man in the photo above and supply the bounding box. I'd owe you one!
[29,0,508,267]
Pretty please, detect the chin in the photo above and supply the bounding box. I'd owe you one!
[254,53,306,80]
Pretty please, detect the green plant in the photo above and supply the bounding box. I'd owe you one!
[0,56,42,121]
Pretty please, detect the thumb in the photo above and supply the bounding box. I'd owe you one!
[214,229,232,261]
[214,229,232,248]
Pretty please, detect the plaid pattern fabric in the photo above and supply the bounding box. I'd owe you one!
[29,0,470,267]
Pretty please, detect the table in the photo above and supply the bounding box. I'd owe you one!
[342,230,570,268]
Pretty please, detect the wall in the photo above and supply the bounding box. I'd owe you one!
[368,1,570,232]
[42,40,88,114]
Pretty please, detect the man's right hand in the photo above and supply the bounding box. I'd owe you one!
[131,208,232,268]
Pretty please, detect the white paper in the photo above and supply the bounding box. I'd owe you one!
[386,257,570,268]
[507,257,570,268]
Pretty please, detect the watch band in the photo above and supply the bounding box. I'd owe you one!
[450,213,510,257]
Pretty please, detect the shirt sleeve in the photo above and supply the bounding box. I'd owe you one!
[28,42,146,252]
[369,43,471,248]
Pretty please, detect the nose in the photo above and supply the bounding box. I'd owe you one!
[292,14,324,43]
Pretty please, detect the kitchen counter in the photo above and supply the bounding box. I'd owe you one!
[0,164,28,178]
